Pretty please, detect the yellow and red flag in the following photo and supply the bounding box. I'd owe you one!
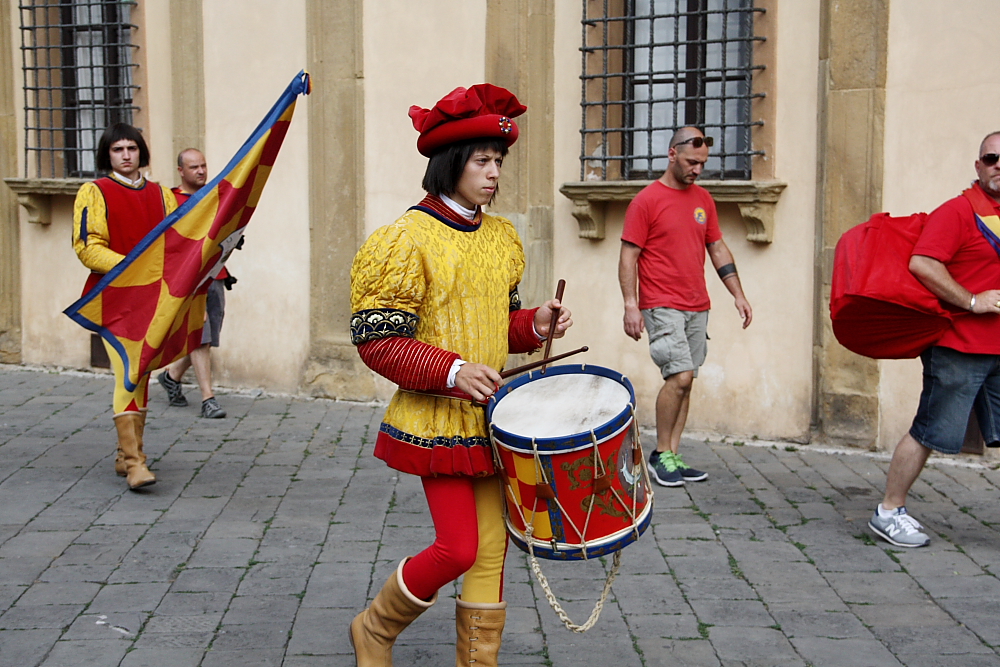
[65,71,311,391]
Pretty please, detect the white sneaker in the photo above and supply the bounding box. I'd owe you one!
[868,506,930,548]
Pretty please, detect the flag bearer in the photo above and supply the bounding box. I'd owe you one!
[72,123,177,489]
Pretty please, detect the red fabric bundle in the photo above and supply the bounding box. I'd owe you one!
[830,212,953,359]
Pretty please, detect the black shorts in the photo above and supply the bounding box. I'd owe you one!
[200,279,226,347]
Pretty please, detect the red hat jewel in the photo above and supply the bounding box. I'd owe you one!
[409,83,527,157]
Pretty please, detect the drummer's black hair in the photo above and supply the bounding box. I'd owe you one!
[421,137,508,205]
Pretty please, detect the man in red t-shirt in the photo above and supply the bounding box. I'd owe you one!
[157,149,230,419]
[869,131,1000,548]
[618,126,752,488]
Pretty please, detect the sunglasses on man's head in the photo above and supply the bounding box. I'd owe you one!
[981,153,1000,167]
[673,136,714,149]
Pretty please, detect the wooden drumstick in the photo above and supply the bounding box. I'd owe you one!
[500,346,589,379]
[540,279,566,372]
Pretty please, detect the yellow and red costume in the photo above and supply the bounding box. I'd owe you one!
[351,195,542,477]
[73,175,176,413]
[351,193,541,605]
[349,83,533,667]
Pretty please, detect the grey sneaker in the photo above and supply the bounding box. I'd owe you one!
[868,506,930,548]
[200,397,226,419]
[158,370,188,407]
[673,452,708,482]
[647,451,684,487]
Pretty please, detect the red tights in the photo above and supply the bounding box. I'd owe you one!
[401,475,507,603]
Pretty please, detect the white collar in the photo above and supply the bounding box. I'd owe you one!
[440,193,478,221]
[110,171,144,186]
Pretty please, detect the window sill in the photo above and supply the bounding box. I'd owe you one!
[559,179,787,243]
[4,178,90,225]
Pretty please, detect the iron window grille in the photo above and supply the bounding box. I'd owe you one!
[580,0,765,181]
[19,0,139,179]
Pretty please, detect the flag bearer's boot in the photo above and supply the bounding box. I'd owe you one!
[115,408,147,476]
[455,598,506,666]
[114,412,156,489]
[349,559,436,666]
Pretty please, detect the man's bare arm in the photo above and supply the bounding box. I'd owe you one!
[910,254,1000,314]
[618,241,645,340]
[706,239,752,328]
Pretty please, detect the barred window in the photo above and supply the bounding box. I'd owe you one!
[580,0,764,181]
[19,0,139,179]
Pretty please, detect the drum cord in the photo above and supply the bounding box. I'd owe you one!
[524,523,623,633]
[527,431,624,632]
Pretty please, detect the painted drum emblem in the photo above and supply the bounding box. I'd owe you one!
[498,116,513,134]
[694,207,707,225]
[617,429,647,504]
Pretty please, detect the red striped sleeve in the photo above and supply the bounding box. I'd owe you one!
[356,337,459,391]
[508,307,542,354]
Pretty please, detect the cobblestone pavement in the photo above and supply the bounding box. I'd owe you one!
[3,365,1000,666]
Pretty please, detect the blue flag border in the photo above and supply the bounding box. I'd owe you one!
[63,70,310,388]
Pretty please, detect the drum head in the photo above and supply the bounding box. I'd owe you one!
[490,372,631,439]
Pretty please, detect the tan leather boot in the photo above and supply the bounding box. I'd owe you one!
[114,409,146,476]
[349,559,436,666]
[114,412,156,489]
[137,408,148,466]
[114,444,126,476]
[455,598,506,666]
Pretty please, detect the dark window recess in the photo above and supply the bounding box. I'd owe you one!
[19,0,139,179]
[580,0,765,181]
[90,332,110,369]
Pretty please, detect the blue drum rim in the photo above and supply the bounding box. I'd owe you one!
[486,364,637,453]
[506,500,653,561]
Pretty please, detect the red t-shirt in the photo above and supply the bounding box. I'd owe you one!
[621,180,722,311]
[912,184,1000,354]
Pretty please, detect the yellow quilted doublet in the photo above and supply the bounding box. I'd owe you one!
[350,208,525,441]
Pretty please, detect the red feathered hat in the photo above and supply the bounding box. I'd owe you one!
[409,84,527,157]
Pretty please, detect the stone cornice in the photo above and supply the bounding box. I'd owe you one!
[559,179,788,243]
[4,178,90,224]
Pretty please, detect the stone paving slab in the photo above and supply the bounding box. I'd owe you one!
[2,365,1000,665]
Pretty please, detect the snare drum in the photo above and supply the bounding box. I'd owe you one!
[486,364,653,560]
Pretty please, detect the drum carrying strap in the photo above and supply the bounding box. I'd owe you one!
[490,413,651,633]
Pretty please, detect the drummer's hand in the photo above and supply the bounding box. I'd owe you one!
[534,299,573,339]
[623,304,644,341]
[455,363,502,402]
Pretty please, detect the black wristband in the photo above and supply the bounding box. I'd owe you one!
[717,263,737,280]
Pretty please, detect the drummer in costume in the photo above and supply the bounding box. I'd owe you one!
[72,123,177,489]
[349,84,572,666]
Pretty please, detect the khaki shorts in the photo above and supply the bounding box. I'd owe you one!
[642,307,709,379]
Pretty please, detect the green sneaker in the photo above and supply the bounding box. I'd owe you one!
[673,452,708,482]
[647,450,684,487]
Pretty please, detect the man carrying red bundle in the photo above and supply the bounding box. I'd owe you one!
[870,132,1000,548]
